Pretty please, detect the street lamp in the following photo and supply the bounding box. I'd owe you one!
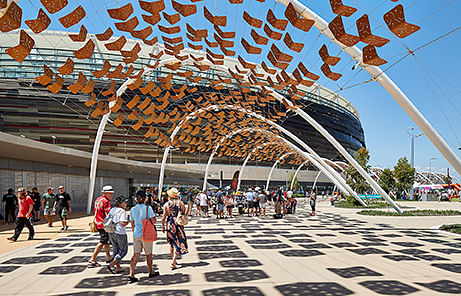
[429,157,437,174]
[407,126,424,168]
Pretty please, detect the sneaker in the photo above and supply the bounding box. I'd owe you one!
[65,226,69,231]
[148,271,160,277]
[128,276,138,284]
[106,265,116,274]
[28,237,34,240]
[60,227,64,231]
[7,237,16,242]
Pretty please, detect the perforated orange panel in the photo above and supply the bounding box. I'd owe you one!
[266,9,288,31]
[35,65,54,86]
[142,13,161,26]
[329,0,357,17]
[172,0,197,17]
[68,25,87,42]
[319,44,340,66]
[74,39,94,59]
[243,11,262,28]
[383,4,420,38]
[6,30,35,63]
[115,16,139,32]
[58,58,74,75]
[41,0,68,14]
[362,45,387,66]
[356,14,389,47]
[25,8,51,34]
[263,24,282,40]
[139,0,165,14]
[0,1,22,33]
[328,15,360,47]
[107,3,133,21]
[284,3,314,32]
[320,63,342,81]
[59,5,85,28]
[105,36,127,51]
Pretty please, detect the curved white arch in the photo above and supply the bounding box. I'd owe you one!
[237,141,283,191]
[157,104,367,206]
[202,127,355,197]
[265,151,297,191]
[290,159,310,190]
[312,171,323,191]
[278,0,461,178]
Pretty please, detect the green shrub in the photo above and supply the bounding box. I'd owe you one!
[440,224,461,234]
[358,209,461,216]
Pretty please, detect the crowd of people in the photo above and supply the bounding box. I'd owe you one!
[3,186,72,241]
[89,185,188,283]
[3,183,318,283]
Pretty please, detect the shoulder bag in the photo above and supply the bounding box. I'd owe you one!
[89,219,98,232]
[103,212,115,233]
[175,202,188,226]
[142,205,157,242]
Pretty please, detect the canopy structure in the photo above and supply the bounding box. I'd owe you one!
[1,0,458,214]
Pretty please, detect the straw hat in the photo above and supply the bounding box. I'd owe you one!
[167,187,179,199]
[102,185,114,193]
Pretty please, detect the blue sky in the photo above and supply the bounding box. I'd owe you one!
[16,0,461,179]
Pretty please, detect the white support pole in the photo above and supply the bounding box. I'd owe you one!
[86,78,133,214]
[266,160,280,191]
[237,142,277,191]
[291,160,310,190]
[312,171,322,191]
[266,152,295,191]
[270,92,391,209]
[279,0,461,206]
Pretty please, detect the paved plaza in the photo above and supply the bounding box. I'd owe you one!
[1,200,461,296]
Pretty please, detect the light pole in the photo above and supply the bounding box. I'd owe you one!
[407,126,424,168]
[429,157,437,174]
[407,127,423,200]
[124,140,127,160]
[51,135,56,144]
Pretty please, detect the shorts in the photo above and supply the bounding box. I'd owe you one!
[98,228,110,245]
[200,205,208,210]
[187,201,193,208]
[133,238,153,255]
[247,201,254,208]
[43,207,53,216]
[217,204,224,211]
[260,203,266,209]
[33,203,40,211]
[254,202,260,209]
[56,207,68,220]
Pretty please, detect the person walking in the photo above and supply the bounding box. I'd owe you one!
[42,187,56,227]
[2,188,17,225]
[215,188,224,219]
[198,191,208,217]
[7,187,34,242]
[54,186,71,231]
[88,185,113,268]
[186,189,194,217]
[225,192,234,218]
[258,190,267,216]
[274,187,283,216]
[162,188,188,270]
[106,196,129,274]
[31,187,41,222]
[245,189,254,217]
[310,190,317,216]
[129,191,159,283]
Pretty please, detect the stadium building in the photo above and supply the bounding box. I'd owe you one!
[0,31,365,209]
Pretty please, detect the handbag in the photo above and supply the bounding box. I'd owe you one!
[103,212,115,233]
[89,219,98,232]
[176,210,188,226]
[142,205,157,242]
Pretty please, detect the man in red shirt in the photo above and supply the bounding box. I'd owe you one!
[7,187,34,242]
[88,185,113,267]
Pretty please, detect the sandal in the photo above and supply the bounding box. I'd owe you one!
[170,264,177,270]
[87,261,101,268]
[106,265,116,274]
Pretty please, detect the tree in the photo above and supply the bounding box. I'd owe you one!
[345,147,371,194]
[289,173,300,191]
[379,168,396,194]
[393,157,415,195]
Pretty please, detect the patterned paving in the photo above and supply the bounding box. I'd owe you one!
[0,201,460,295]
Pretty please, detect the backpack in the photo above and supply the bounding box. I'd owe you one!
[103,212,115,233]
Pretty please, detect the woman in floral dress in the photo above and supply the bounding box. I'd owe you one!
[162,187,188,269]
